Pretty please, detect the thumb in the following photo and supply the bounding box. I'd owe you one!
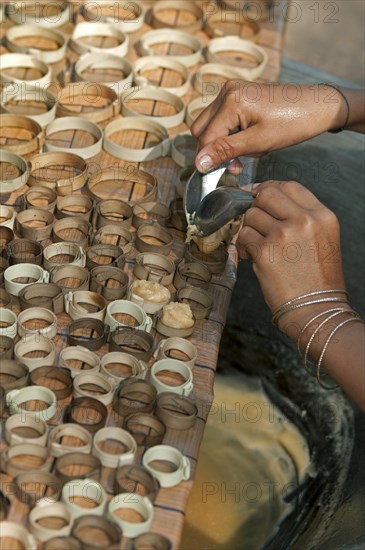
[195,127,265,173]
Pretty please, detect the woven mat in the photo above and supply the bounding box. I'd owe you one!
[0,2,287,547]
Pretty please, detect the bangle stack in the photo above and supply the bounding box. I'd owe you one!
[272,289,349,326]
[273,290,363,389]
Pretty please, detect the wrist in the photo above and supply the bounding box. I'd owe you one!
[278,300,353,343]
[272,289,364,408]
[272,289,349,328]
[319,84,350,133]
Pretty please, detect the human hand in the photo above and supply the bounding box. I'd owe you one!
[191,81,348,174]
[238,181,365,411]
[238,181,347,324]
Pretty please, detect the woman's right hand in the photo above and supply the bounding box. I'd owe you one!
[191,81,351,174]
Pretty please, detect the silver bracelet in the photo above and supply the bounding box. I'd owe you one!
[297,308,347,353]
[316,316,364,389]
[272,289,349,322]
[273,293,349,325]
[303,309,355,375]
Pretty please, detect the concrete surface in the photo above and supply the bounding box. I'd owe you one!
[284,0,365,85]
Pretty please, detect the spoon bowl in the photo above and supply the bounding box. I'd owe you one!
[193,186,254,237]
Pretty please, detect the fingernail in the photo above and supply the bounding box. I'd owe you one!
[197,154,214,173]
[252,183,261,190]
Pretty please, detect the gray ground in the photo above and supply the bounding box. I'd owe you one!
[284,0,364,87]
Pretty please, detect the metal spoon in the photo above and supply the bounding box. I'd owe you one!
[185,160,235,226]
[193,186,254,237]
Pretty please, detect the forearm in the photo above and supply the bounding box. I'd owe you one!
[341,88,365,133]
[192,82,365,171]
[280,304,365,411]
[241,181,364,411]
[326,87,365,133]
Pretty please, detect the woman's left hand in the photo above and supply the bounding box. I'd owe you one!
[238,181,346,316]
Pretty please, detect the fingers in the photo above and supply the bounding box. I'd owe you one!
[193,101,242,172]
[191,79,273,173]
[243,207,276,237]
[237,225,263,260]
[227,158,243,175]
[252,185,297,220]
[195,97,241,148]
[249,181,322,221]
[194,127,266,173]
[191,95,223,138]
[253,181,322,210]
[191,79,249,139]
[277,181,323,210]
